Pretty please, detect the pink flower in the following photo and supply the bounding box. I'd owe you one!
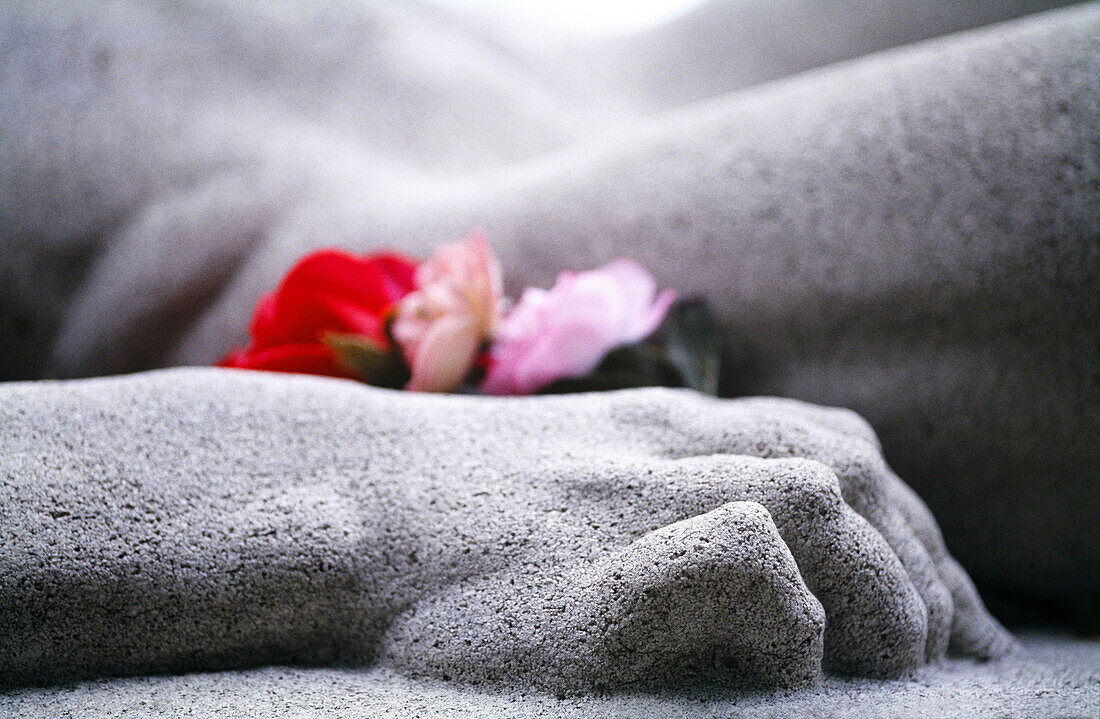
[391,231,504,392]
[481,259,676,395]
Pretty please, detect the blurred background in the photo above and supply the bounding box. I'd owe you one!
[430,0,706,35]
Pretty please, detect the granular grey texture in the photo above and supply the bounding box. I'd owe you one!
[0,0,1096,621]
[0,631,1096,718]
[1,369,1009,692]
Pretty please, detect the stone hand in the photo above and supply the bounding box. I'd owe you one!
[0,370,1011,693]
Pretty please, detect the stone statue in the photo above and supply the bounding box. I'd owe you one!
[0,370,1010,692]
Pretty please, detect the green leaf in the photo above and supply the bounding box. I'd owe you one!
[661,298,722,395]
[324,333,409,389]
[535,299,724,396]
[538,374,653,394]
[537,344,687,394]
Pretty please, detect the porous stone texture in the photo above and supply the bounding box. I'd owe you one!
[0,0,1096,622]
[1,631,1097,719]
[0,369,1009,692]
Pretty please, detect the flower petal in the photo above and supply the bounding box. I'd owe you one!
[405,313,481,393]
[507,321,607,394]
[218,342,354,378]
[480,258,675,395]
[248,292,280,348]
[261,249,418,347]
[625,288,677,343]
[466,230,504,330]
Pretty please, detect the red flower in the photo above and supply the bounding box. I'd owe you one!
[219,249,418,378]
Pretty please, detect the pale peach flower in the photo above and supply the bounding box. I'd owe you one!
[391,232,503,392]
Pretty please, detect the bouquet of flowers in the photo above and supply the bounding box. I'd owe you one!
[221,232,721,396]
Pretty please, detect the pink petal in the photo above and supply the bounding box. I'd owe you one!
[495,287,549,342]
[390,312,430,352]
[405,313,480,393]
[563,272,632,342]
[604,259,659,310]
[467,230,504,329]
[481,259,675,395]
[625,288,677,342]
[510,322,608,392]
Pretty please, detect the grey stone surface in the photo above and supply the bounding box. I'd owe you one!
[0,369,1009,691]
[1,631,1096,718]
[1,0,1096,620]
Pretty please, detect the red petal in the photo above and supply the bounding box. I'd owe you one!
[251,249,418,349]
[218,343,355,379]
[367,252,419,304]
[217,348,252,368]
[249,292,280,349]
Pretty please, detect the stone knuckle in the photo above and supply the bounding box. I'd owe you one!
[768,459,844,507]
